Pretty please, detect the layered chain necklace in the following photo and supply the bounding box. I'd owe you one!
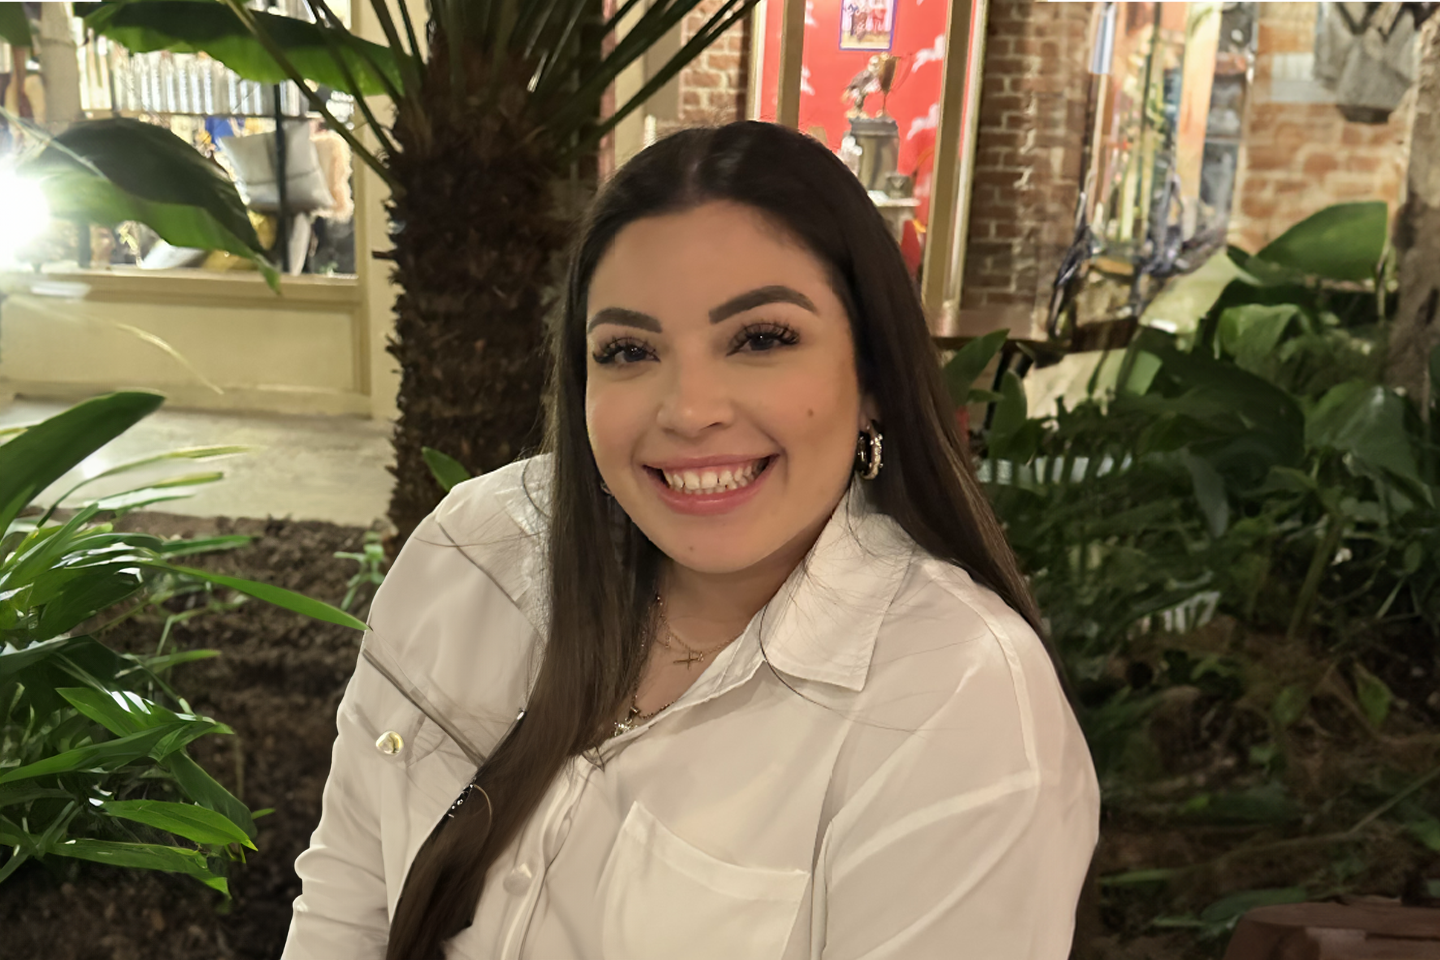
[610,594,742,738]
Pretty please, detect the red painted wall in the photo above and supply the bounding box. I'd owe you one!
[755,0,955,227]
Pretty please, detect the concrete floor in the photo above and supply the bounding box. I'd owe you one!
[1,397,394,528]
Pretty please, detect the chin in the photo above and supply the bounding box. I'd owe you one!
[650,531,775,576]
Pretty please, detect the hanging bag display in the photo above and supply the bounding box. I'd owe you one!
[219,122,335,213]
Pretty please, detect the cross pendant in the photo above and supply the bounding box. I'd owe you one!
[673,649,705,667]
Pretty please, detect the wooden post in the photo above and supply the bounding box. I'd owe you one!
[775,0,805,129]
[1224,902,1440,959]
[921,0,984,332]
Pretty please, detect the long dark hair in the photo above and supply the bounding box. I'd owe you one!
[385,121,1042,959]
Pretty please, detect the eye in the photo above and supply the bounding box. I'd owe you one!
[591,337,656,366]
[730,322,800,354]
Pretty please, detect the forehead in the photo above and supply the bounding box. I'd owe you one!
[587,201,839,317]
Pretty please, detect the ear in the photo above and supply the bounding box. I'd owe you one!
[858,393,880,430]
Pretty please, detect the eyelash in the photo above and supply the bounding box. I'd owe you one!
[590,322,801,365]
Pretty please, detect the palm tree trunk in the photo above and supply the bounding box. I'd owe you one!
[385,54,573,544]
[1388,12,1440,409]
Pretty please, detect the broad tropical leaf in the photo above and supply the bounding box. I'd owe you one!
[941,329,1009,407]
[77,0,400,95]
[18,119,276,287]
[1251,201,1387,283]
[1306,380,1429,501]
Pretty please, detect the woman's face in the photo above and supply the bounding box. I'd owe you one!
[585,200,876,578]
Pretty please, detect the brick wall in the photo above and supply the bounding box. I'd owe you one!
[1229,3,1412,252]
[959,0,1095,336]
[654,0,751,137]
[657,0,1099,338]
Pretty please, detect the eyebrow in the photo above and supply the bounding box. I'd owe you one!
[585,285,818,334]
[709,285,818,323]
[585,307,659,334]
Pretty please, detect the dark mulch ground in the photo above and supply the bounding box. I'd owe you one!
[0,512,379,960]
[3,513,1436,959]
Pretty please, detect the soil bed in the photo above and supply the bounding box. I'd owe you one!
[0,512,379,960]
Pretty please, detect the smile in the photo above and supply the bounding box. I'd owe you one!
[641,456,776,516]
[655,457,771,494]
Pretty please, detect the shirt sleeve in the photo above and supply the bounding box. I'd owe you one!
[816,624,1099,960]
[281,645,399,959]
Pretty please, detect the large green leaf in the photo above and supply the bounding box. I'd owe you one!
[1217,303,1301,371]
[1251,202,1387,283]
[422,447,472,494]
[47,837,229,895]
[101,798,255,849]
[0,722,192,783]
[1306,381,1427,499]
[156,564,368,630]
[941,329,1009,407]
[162,752,256,840]
[79,0,400,95]
[0,4,33,47]
[58,686,180,737]
[0,636,123,690]
[33,564,146,641]
[0,392,163,537]
[1140,331,1306,490]
[19,119,275,287]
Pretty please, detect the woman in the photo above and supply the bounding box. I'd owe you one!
[283,121,1098,960]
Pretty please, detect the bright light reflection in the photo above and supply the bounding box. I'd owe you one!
[0,168,51,266]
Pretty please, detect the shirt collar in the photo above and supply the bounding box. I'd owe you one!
[437,457,916,694]
[746,480,915,691]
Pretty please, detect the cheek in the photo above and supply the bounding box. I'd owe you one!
[585,379,645,464]
[763,363,861,457]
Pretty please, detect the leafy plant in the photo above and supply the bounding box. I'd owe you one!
[13,117,278,288]
[950,203,1440,947]
[0,392,365,894]
[335,530,387,614]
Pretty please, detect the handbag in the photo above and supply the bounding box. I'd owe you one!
[219,122,335,213]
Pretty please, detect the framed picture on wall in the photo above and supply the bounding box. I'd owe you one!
[840,0,896,51]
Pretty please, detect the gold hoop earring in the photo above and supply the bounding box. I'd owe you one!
[855,423,883,480]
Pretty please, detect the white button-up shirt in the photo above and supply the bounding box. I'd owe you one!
[283,457,1099,959]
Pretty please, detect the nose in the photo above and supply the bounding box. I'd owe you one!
[654,352,733,437]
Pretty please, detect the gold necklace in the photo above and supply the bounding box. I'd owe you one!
[656,595,741,669]
[610,595,741,738]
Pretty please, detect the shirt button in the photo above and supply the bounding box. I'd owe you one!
[502,863,534,895]
[375,731,404,755]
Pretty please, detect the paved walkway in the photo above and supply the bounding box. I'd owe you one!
[2,397,394,528]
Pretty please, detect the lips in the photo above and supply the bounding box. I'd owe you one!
[640,455,776,516]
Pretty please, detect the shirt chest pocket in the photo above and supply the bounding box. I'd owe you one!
[599,801,810,960]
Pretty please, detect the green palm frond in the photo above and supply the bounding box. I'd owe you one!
[81,0,761,165]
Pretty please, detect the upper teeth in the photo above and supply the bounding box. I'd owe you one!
[661,459,766,494]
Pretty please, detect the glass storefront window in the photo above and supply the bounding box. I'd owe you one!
[0,1,358,279]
